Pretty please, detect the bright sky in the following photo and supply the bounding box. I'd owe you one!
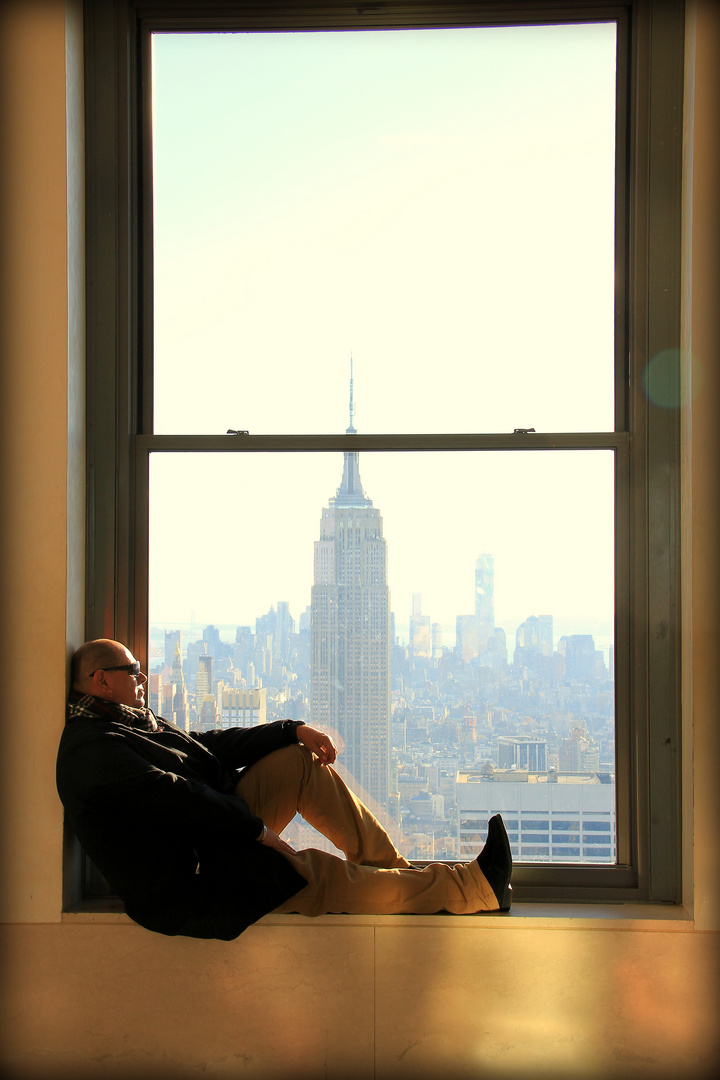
[149,22,618,643]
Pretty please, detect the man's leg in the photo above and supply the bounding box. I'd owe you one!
[235,744,410,868]
[271,847,500,915]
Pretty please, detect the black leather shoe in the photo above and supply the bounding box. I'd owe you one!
[476,814,513,911]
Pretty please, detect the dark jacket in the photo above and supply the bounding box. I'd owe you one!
[56,693,307,939]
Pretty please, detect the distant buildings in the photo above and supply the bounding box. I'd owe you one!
[170,641,189,731]
[456,554,500,661]
[164,629,181,669]
[457,768,616,862]
[410,593,432,659]
[149,639,190,730]
[149,595,615,862]
[515,614,554,658]
[498,734,547,772]
[455,614,484,663]
[216,686,266,730]
[559,724,601,772]
[559,634,605,681]
[196,654,212,703]
[475,553,495,644]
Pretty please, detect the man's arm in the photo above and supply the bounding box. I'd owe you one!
[57,729,265,844]
[193,719,337,770]
[192,718,304,769]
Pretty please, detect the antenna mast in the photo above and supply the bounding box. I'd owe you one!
[347,354,356,434]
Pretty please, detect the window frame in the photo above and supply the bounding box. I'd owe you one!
[78,0,684,908]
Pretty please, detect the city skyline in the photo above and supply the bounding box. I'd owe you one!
[148,585,615,863]
[148,607,613,664]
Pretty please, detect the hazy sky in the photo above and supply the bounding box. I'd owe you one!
[149,22,617,642]
[149,447,615,643]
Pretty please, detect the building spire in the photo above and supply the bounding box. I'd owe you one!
[332,353,371,507]
[347,353,356,435]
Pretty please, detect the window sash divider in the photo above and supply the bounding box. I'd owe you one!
[136,433,630,453]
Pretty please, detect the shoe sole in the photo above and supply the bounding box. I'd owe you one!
[488,814,513,912]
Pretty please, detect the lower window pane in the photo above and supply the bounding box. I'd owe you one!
[149,449,615,864]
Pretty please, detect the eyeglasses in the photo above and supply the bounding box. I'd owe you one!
[91,661,143,678]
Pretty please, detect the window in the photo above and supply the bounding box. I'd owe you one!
[80,0,684,906]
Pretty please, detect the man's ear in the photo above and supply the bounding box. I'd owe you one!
[89,669,110,695]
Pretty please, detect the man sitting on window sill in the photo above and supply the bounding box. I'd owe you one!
[56,639,513,940]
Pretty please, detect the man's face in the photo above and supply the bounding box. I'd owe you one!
[93,645,148,709]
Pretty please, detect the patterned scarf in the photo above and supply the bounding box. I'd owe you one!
[66,690,161,732]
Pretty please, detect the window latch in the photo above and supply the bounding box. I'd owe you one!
[513,427,536,434]
[226,429,249,435]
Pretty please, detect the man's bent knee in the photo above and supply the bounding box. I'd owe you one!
[235,741,311,795]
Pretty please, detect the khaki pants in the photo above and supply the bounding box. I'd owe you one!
[235,744,498,916]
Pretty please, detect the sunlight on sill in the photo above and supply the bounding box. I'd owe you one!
[62,902,693,932]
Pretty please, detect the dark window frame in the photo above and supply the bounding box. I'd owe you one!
[73,0,684,910]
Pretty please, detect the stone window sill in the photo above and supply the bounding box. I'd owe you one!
[62,902,693,932]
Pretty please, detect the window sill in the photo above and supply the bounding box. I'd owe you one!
[62,902,694,932]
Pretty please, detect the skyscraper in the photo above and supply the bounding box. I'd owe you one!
[410,594,432,658]
[498,735,548,772]
[216,686,267,730]
[457,553,496,661]
[310,371,391,810]
[195,653,213,726]
[164,629,182,670]
[170,641,189,732]
[538,614,554,657]
[475,553,495,645]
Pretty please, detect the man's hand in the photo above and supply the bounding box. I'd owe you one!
[258,826,297,857]
[296,724,337,765]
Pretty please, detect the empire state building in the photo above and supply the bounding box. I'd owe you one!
[310,385,391,812]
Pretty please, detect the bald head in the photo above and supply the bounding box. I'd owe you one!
[71,639,128,688]
[71,639,147,709]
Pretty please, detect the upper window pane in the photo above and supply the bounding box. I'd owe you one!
[151,23,617,435]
